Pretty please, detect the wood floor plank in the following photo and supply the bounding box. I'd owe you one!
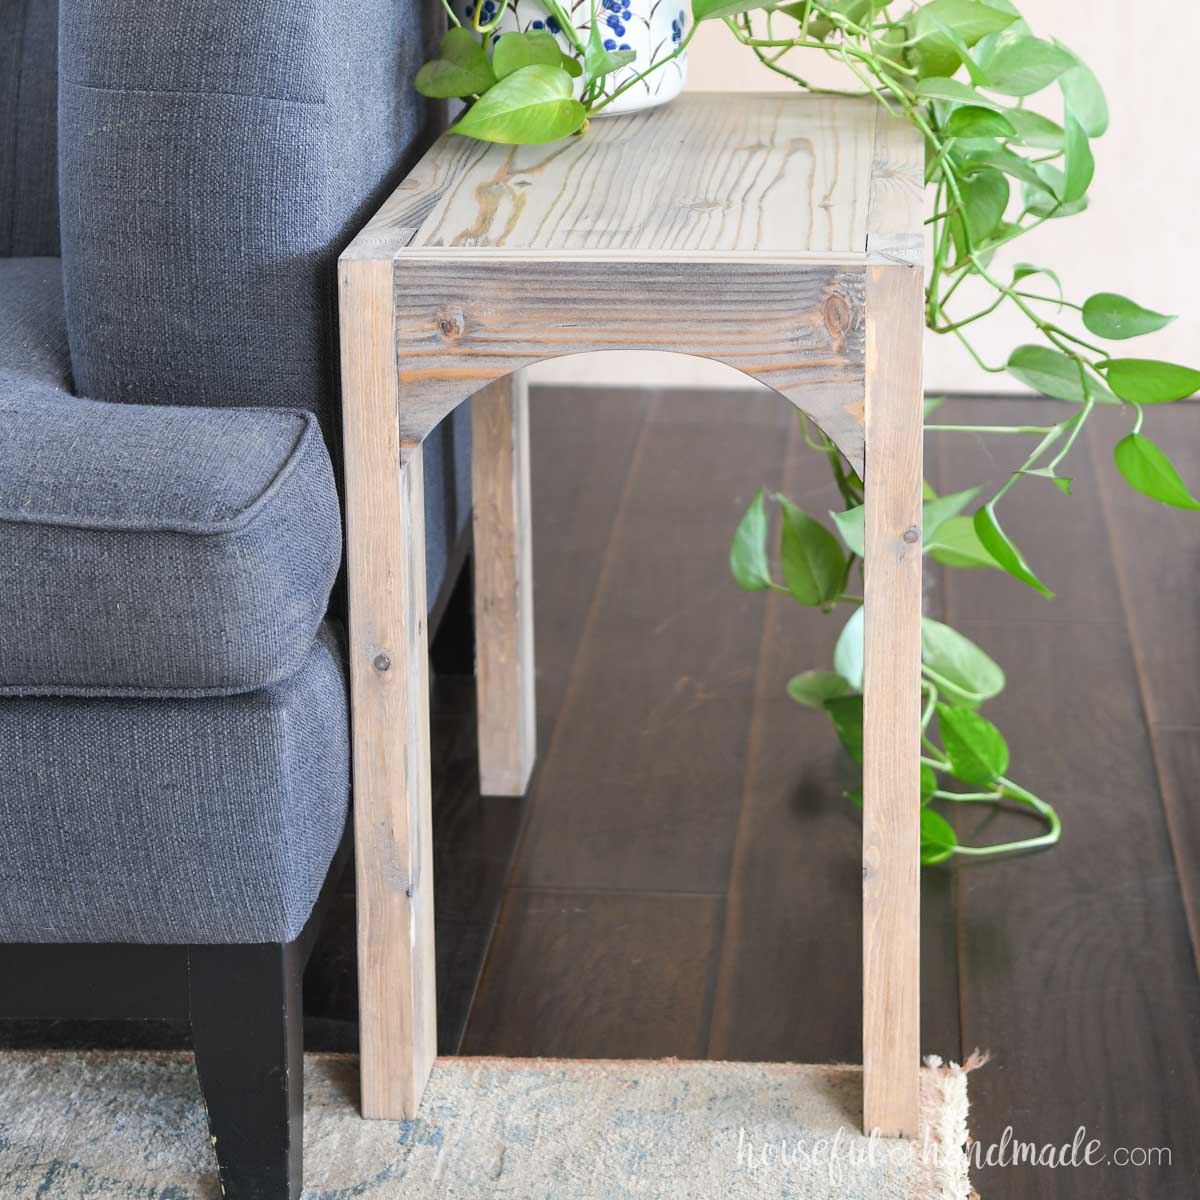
[527,386,658,747]
[937,399,1200,1198]
[1087,403,1200,962]
[511,387,795,895]
[460,889,724,1059]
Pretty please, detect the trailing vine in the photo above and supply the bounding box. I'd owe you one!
[417,0,1200,864]
[725,0,1200,864]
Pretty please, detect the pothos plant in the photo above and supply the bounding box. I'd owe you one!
[725,0,1200,865]
[413,0,693,139]
[416,0,1200,865]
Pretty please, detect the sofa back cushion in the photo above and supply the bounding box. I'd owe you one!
[57,0,437,420]
[0,0,60,257]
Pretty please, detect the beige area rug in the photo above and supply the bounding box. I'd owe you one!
[0,1051,978,1199]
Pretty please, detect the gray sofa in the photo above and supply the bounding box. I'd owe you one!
[0,1,466,1195]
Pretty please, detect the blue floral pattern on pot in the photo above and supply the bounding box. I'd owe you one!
[456,0,688,115]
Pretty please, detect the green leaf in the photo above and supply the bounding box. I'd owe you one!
[1002,108,1064,149]
[916,77,1002,109]
[730,489,772,591]
[787,670,853,708]
[1006,344,1114,403]
[924,394,945,419]
[1062,107,1093,204]
[779,500,845,607]
[1057,43,1108,137]
[960,145,1056,194]
[921,617,1005,707]
[1012,261,1062,303]
[492,30,564,79]
[415,27,497,99]
[450,64,585,144]
[908,0,1017,79]
[921,763,938,804]
[1081,294,1175,341]
[923,486,980,543]
[847,785,864,810]
[1113,434,1200,510]
[833,605,865,691]
[937,703,1009,785]
[926,514,999,569]
[1101,359,1200,405]
[691,0,771,21]
[825,694,864,765]
[974,502,1054,597]
[920,808,958,865]
[830,504,865,557]
[943,106,1016,139]
[584,14,637,82]
[982,35,1075,96]
[953,168,1009,250]
[561,53,584,78]
[1022,163,1089,218]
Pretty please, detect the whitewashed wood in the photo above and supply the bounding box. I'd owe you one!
[865,105,925,267]
[391,258,869,472]
[400,94,878,255]
[338,258,437,1121]
[471,372,537,796]
[861,263,924,1139]
[338,93,927,1129]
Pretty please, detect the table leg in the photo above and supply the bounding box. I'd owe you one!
[471,372,537,796]
[862,263,924,1138]
[340,258,437,1120]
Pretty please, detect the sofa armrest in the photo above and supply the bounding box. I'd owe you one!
[0,373,342,697]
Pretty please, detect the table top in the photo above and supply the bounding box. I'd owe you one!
[345,93,923,265]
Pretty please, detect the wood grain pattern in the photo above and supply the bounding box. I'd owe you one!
[463,889,725,1059]
[338,257,437,1120]
[471,372,537,796]
[861,264,924,1138]
[392,259,869,471]
[866,105,925,265]
[405,94,878,255]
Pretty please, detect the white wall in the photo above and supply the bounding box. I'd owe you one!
[531,4,1198,394]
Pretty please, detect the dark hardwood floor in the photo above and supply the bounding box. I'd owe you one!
[452,386,1200,1199]
[4,385,1197,1198]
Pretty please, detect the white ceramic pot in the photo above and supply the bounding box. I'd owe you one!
[460,0,688,115]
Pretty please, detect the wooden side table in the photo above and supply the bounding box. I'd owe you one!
[338,92,925,1137]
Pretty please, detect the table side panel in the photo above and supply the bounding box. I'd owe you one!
[390,257,868,466]
[402,94,878,256]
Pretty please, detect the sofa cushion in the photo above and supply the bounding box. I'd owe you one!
[0,377,342,697]
[0,259,71,386]
[0,624,349,944]
[58,0,436,427]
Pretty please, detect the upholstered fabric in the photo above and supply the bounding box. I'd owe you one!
[0,0,471,947]
[57,0,438,422]
[0,624,350,944]
[0,258,70,385]
[0,376,342,697]
[0,0,60,256]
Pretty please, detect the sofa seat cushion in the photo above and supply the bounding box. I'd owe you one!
[0,623,349,944]
[0,376,342,697]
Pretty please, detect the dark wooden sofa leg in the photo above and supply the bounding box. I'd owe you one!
[188,941,304,1200]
